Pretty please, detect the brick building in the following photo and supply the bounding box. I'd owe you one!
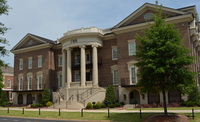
[1,66,14,102]
[11,3,200,107]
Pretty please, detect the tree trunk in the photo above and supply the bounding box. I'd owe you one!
[162,89,168,116]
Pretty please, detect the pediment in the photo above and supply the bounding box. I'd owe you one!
[113,3,187,29]
[11,33,54,51]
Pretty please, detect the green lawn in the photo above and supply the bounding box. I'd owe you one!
[0,108,199,122]
[128,107,200,110]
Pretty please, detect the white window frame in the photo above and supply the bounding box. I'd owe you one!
[74,71,80,82]
[28,57,32,69]
[27,73,33,90]
[112,46,118,60]
[38,55,42,68]
[58,55,62,67]
[111,65,118,85]
[18,74,23,90]
[7,80,11,88]
[129,66,138,85]
[113,70,118,85]
[57,71,62,88]
[128,39,136,56]
[19,59,23,70]
[37,72,43,90]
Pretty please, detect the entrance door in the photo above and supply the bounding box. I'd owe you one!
[37,94,42,103]
[27,94,33,105]
[129,90,140,104]
[18,94,23,104]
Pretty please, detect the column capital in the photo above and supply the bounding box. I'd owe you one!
[66,47,73,51]
[79,45,86,48]
[92,44,98,48]
[62,49,66,53]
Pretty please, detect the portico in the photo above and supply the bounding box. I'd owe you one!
[60,27,103,88]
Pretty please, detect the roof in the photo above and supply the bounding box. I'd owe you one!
[1,66,13,74]
[28,33,55,44]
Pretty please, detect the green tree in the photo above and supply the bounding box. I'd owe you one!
[104,85,116,106]
[0,0,9,91]
[41,89,50,106]
[135,5,195,115]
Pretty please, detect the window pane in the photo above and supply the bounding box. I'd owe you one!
[131,67,136,83]
[112,48,118,59]
[129,43,136,55]
[113,70,118,85]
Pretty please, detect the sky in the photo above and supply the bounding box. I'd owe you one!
[1,0,200,67]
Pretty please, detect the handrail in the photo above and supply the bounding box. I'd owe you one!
[66,95,73,108]
[77,85,101,104]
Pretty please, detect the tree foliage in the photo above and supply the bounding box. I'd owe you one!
[104,85,116,106]
[0,0,9,91]
[41,89,51,105]
[135,5,195,115]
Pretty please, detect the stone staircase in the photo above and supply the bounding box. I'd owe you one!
[51,85,106,109]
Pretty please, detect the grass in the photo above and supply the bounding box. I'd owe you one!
[0,110,153,122]
[0,108,199,122]
[128,107,200,110]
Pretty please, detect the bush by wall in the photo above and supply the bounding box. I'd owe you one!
[86,102,93,109]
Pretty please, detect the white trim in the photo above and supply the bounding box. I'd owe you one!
[19,59,23,70]
[112,69,119,85]
[27,72,33,90]
[58,55,62,67]
[111,46,118,60]
[28,57,32,69]
[38,55,42,68]
[18,74,23,91]
[128,39,136,56]
[6,80,11,88]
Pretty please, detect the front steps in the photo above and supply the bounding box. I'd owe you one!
[51,86,106,109]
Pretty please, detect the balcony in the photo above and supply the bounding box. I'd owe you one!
[64,27,103,36]
[72,57,102,69]
[13,84,46,92]
[121,78,138,87]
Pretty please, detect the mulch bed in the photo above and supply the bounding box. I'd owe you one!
[143,114,190,122]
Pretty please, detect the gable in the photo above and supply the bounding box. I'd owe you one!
[15,38,44,50]
[11,33,55,52]
[113,3,187,29]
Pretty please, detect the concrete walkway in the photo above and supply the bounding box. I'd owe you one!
[0,107,199,113]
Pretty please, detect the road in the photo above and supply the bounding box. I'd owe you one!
[0,116,86,122]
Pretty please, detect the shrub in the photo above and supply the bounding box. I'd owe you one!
[120,102,125,106]
[114,102,121,107]
[31,103,43,108]
[46,101,53,107]
[101,104,106,108]
[93,101,101,109]
[108,104,114,108]
[86,102,93,109]
[42,89,51,106]
[104,85,116,106]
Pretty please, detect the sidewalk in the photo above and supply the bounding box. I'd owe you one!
[0,107,199,113]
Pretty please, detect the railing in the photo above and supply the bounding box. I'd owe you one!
[66,95,73,108]
[72,57,102,69]
[64,27,103,36]
[13,84,46,91]
[77,85,101,105]
[54,92,65,105]
[121,78,130,86]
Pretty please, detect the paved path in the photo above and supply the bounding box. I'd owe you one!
[0,107,199,113]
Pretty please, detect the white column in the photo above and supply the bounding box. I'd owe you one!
[67,48,72,88]
[62,50,66,88]
[92,45,98,86]
[80,45,86,87]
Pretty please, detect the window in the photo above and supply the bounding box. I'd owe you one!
[75,53,80,65]
[7,80,11,88]
[128,39,136,56]
[28,77,32,90]
[28,57,32,69]
[75,71,80,82]
[130,67,137,84]
[38,56,42,67]
[58,74,62,88]
[19,59,23,70]
[86,52,91,64]
[37,75,42,90]
[113,70,118,85]
[19,77,23,90]
[112,46,118,60]
[58,55,62,67]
